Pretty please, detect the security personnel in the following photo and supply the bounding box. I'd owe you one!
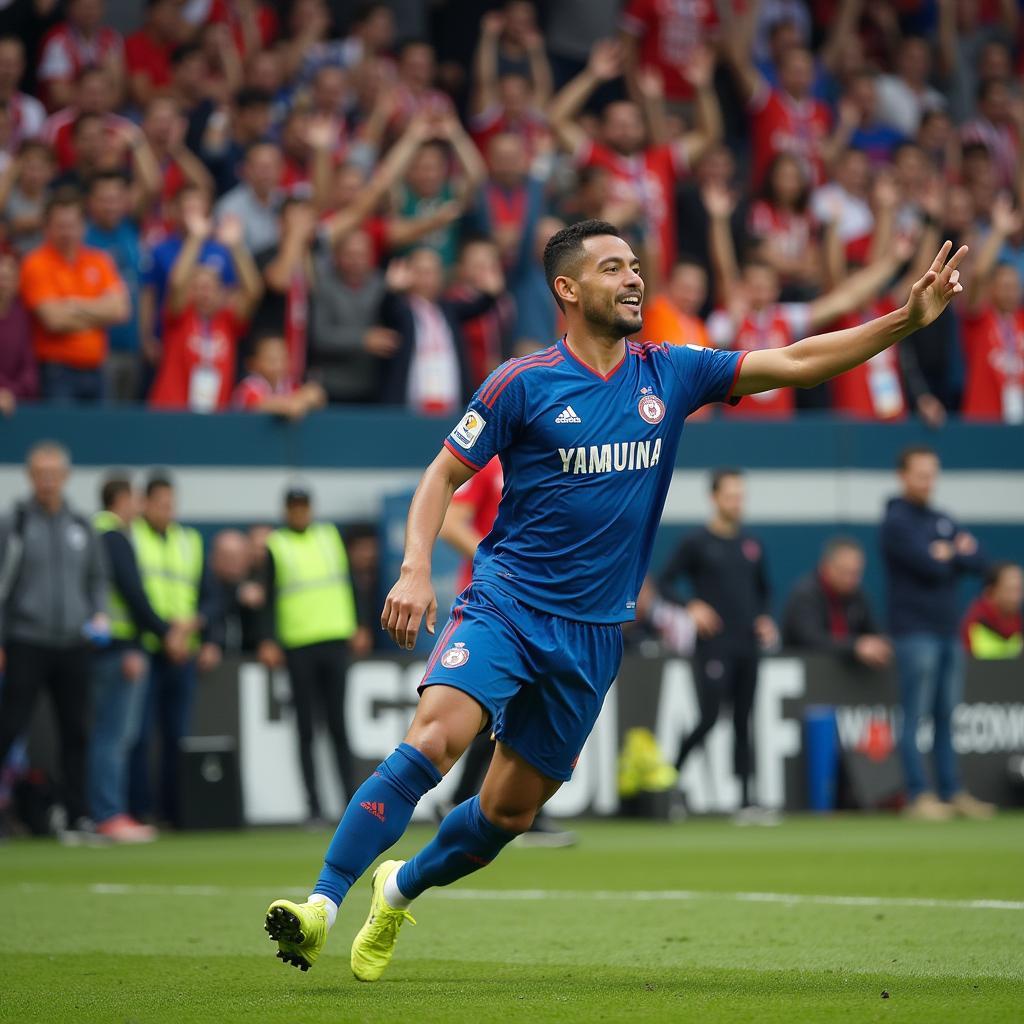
[961,562,1023,660]
[258,486,359,824]
[90,476,188,842]
[128,473,223,827]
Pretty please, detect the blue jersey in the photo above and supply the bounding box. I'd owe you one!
[444,338,746,624]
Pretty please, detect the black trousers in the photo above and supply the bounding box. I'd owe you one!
[0,641,91,823]
[675,650,759,806]
[285,640,356,816]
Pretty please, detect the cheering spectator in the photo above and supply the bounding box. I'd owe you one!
[200,88,272,195]
[232,333,325,418]
[960,195,1024,423]
[723,10,837,189]
[962,562,1023,660]
[125,0,186,109]
[0,141,56,256]
[378,247,501,414]
[782,537,891,669]
[960,77,1022,192]
[19,189,129,403]
[548,39,721,283]
[37,0,124,111]
[0,251,36,414]
[704,182,907,417]
[508,215,565,352]
[0,38,46,148]
[875,36,946,139]
[881,446,992,820]
[391,40,456,128]
[43,66,131,174]
[447,236,515,387]
[149,211,262,412]
[746,153,820,299]
[469,11,552,159]
[810,148,874,261]
[214,140,284,253]
[832,71,908,167]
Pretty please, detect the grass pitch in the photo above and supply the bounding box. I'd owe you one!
[3,815,1022,1023]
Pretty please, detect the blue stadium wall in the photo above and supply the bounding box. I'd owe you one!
[1,410,1022,635]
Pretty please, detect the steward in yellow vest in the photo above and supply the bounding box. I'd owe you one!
[257,486,359,821]
[962,563,1023,660]
[128,475,223,827]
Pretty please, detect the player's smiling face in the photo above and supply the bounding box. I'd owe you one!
[577,235,645,337]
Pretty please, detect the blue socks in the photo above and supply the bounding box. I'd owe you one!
[395,795,517,901]
[313,743,441,905]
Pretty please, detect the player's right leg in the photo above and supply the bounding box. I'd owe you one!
[265,684,486,971]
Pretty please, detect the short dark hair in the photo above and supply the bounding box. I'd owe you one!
[86,170,129,194]
[45,187,83,219]
[145,472,174,497]
[247,332,286,360]
[100,475,132,510]
[171,42,201,66]
[234,87,273,110]
[710,467,743,493]
[542,219,623,312]
[897,444,938,470]
[822,535,863,561]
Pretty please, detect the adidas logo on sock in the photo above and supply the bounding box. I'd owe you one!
[360,801,386,822]
[555,405,582,424]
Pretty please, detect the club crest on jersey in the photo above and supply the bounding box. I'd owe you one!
[638,394,665,424]
[451,410,486,449]
[441,642,470,668]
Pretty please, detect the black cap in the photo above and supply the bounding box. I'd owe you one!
[284,485,312,505]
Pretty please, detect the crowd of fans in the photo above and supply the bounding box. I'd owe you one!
[1,0,1023,422]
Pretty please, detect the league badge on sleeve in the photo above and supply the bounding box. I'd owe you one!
[441,642,470,668]
[451,409,487,449]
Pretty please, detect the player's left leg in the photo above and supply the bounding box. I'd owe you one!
[350,742,560,982]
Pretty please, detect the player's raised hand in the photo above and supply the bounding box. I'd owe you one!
[904,240,968,331]
[381,568,437,650]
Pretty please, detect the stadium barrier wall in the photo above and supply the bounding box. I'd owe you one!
[170,653,1022,823]
[1,409,1022,625]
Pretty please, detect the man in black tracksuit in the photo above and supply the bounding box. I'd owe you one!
[658,468,777,821]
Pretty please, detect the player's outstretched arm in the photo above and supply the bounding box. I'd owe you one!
[381,448,477,651]
[732,241,967,397]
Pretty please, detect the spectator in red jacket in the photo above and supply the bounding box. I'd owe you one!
[961,195,1024,423]
[125,0,185,109]
[150,211,262,412]
[37,0,124,111]
[962,563,1023,660]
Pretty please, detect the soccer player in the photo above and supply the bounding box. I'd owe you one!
[264,219,966,981]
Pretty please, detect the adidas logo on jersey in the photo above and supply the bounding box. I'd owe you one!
[555,405,582,424]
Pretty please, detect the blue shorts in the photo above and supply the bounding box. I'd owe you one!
[419,583,623,781]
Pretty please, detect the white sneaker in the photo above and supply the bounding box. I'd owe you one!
[732,805,781,827]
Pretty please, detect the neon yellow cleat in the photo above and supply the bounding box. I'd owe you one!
[264,898,329,972]
[350,860,416,982]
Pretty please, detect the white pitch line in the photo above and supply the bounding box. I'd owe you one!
[13,883,1024,912]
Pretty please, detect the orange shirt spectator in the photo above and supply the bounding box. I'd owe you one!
[642,260,711,349]
[19,192,128,401]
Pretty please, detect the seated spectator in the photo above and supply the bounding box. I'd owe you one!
[962,562,1023,660]
[232,333,326,418]
[782,537,892,669]
[747,153,820,299]
[125,0,185,110]
[84,172,143,402]
[37,0,125,112]
[149,211,262,412]
[641,259,711,350]
[19,189,129,403]
[961,196,1024,423]
[0,38,46,148]
[310,228,389,404]
[378,246,502,413]
[214,140,285,253]
[0,140,56,256]
[0,251,36,414]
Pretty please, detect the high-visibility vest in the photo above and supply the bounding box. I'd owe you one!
[967,622,1024,659]
[132,517,203,653]
[266,523,356,649]
[92,509,135,642]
